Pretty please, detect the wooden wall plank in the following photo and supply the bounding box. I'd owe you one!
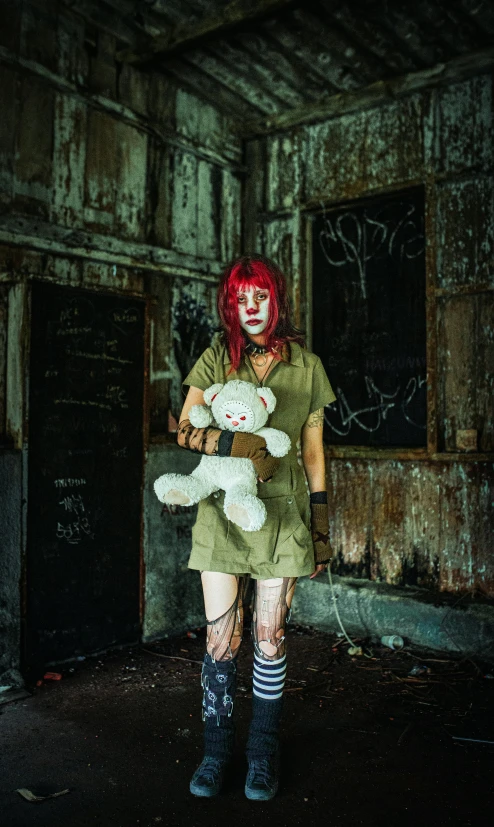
[0,68,16,209]
[0,284,8,437]
[14,76,54,216]
[437,176,494,290]
[115,121,148,242]
[221,169,241,263]
[172,151,198,256]
[435,75,493,176]
[197,160,219,260]
[328,460,372,578]
[51,93,87,228]
[302,95,423,204]
[439,295,477,452]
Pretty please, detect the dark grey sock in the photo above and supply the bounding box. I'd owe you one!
[246,694,284,760]
[202,654,237,762]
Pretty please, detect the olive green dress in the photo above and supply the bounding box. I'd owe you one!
[183,336,336,579]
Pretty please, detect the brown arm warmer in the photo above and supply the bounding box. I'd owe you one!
[177,420,280,482]
[310,492,333,565]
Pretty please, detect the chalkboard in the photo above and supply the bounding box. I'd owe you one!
[312,188,426,447]
[26,282,146,670]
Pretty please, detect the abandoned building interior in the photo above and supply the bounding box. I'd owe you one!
[0,0,494,821]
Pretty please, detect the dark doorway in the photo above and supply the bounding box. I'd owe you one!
[25,282,146,672]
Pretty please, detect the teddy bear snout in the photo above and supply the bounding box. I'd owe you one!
[232,420,239,427]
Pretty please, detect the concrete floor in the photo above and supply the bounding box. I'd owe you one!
[1,625,493,827]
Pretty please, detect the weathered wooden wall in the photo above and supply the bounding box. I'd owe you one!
[245,73,494,596]
[0,0,242,445]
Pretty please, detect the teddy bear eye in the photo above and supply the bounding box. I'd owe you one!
[240,416,246,421]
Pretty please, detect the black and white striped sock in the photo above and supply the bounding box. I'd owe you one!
[252,653,286,701]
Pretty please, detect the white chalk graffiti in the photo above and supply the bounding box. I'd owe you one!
[56,492,94,543]
[318,202,424,299]
[56,516,94,544]
[54,477,87,488]
[325,375,427,435]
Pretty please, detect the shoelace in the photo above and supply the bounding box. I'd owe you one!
[249,758,273,786]
[198,758,223,782]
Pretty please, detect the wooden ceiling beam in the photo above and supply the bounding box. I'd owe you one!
[239,46,494,136]
[116,0,297,65]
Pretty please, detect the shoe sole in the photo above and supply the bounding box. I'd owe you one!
[244,783,278,801]
[190,781,221,798]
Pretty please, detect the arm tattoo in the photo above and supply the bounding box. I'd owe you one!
[307,408,324,429]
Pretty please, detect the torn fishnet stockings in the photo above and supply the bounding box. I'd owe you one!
[206,576,249,662]
[205,576,297,663]
[252,577,296,661]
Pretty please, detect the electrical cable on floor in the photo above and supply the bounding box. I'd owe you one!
[327,562,373,657]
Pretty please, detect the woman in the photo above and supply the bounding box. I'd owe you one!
[171,255,335,800]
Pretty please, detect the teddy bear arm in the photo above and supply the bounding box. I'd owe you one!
[255,427,291,458]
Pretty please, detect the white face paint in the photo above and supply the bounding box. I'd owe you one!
[218,401,255,432]
[237,285,270,336]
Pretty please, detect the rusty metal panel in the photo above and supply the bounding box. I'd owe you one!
[0,67,16,209]
[51,93,87,229]
[436,177,494,290]
[14,76,54,217]
[439,293,494,453]
[302,95,423,204]
[114,121,148,242]
[434,76,493,176]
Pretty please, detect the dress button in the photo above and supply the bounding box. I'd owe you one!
[287,497,293,505]
[213,491,220,499]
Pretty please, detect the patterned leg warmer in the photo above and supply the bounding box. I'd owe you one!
[201,653,237,761]
[246,654,286,760]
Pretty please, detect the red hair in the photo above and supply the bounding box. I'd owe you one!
[217,255,305,373]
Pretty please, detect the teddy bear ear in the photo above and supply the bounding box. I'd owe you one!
[203,383,224,406]
[257,386,276,414]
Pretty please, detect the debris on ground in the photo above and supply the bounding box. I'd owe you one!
[16,788,70,803]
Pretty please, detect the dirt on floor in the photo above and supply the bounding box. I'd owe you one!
[1,624,494,827]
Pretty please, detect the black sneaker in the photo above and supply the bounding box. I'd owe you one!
[189,756,226,798]
[245,756,279,801]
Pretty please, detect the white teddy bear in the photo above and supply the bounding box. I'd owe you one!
[153,379,291,531]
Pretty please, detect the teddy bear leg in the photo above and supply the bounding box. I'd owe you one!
[223,486,267,532]
[154,473,213,506]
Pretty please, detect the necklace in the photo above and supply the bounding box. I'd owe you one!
[245,340,271,367]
